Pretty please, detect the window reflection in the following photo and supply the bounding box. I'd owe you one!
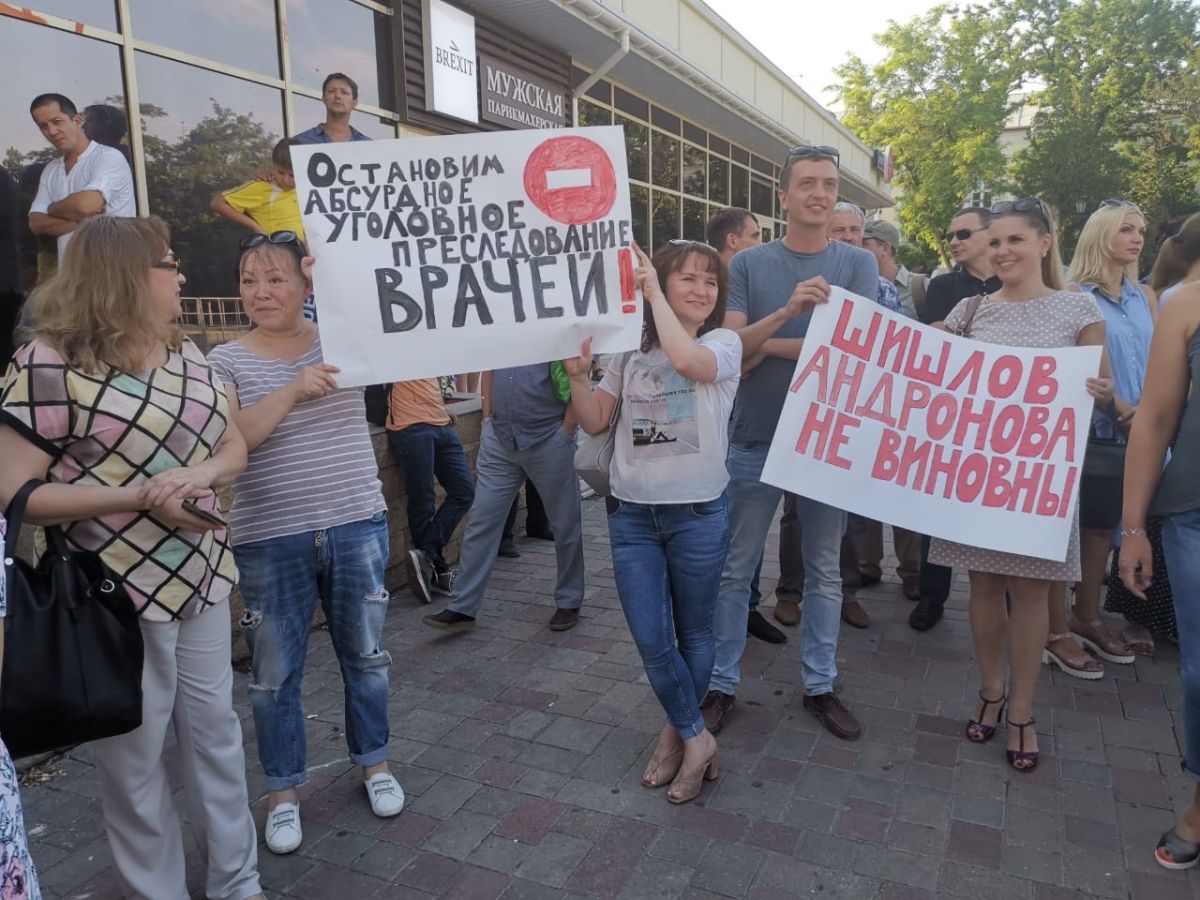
[291,94,396,140]
[731,165,749,209]
[682,143,705,197]
[17,1,117,30]
[651,132,679,190]
[137,53,284,299]
[630,184,649,247]
[751,175,773,218]
[651,191,679,249]
[286,0,394,111]
[130,0,278,75]
[682,199,705,242]
[618,116,648,183]
[578,99,610,127]
[708,157,729,205]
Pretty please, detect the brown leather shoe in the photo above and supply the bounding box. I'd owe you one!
[700,690,734,734]
[773,597,800,627]
[549,608,579,631]
[841,599,870,629]
[803,693,861,741]
[902,575,921,601]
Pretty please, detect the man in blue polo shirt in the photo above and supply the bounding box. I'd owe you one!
[294,73,373,144]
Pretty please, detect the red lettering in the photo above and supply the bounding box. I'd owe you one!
[1024,355,1058,403]
[1016,406,1051,457]
[898,381,932,430]
[990,404,1024,455]
[986,355,1022,399]
[871,429,902,480]
[1044,409,1077,462]
[825,413,860,469]
[791,344,831,400]
[926,393,958,441]
[946,350,984,393]
[878,320,911,374]
[856,373,897,427]
[1057,465,1078,518]
[1036,463,1062,515]
[897,436,932,487]
[924,443,961,499]
[903,332,951,385]
[983,456,1013,508]
[829,353,866,411]
[796,403,835,458]
[953,398,996,451]
[1008,460,1043,513]
[954,453,989,503]
[830,298,882,361]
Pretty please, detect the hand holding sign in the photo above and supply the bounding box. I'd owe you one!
[784,276,831,319]
[632,243,665,304]
[1086,376,1114,405]
[563,337,593,379]
[289,364,341,403]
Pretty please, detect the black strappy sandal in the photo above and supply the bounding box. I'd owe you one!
[1156,828,1200,870]
[1006,717,1039,773]
[965,692,1006,744]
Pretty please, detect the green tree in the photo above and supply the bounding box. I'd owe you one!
[836,4,1022,264]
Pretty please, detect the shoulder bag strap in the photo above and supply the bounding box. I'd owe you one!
[3,479,46,563]
[956,294,986,337]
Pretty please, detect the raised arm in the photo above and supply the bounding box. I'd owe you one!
[563,338,618,435]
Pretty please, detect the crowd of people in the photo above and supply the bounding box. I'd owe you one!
[1,72,1200,898]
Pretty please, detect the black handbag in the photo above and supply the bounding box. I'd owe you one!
[1,479,145,758]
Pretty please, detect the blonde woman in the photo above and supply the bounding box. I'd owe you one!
[930,200,1112,773]
[0,216,263,900]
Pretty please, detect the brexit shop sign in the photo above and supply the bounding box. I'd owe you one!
[291,127,639,386]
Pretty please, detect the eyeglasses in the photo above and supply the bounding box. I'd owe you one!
[991,197,1050,227]
[783,145,840,168]
[152,255,182,273]
[945,227,983,242]
[668,239,718,251]
[240,230,302,251]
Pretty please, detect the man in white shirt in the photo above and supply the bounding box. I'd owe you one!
[28,93,135,255]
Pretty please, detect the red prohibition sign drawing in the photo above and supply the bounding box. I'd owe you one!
[523,135,618,225]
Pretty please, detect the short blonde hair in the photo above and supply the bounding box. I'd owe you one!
[1068,204,1143,290]
[29,215,181,373]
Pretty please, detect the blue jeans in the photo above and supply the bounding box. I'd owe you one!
[236,512,391,791]
[710,441,847,696]
[387,423,475,571]
[450,421,584,617]
[608,494,729,738]
[1161,509,1200,780]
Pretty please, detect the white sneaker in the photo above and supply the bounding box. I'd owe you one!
[364,772,406,817]
[265,802,302,854]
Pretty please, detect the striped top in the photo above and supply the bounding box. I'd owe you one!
[207,335,385,547]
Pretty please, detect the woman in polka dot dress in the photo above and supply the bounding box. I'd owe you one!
[930,199,1112,774]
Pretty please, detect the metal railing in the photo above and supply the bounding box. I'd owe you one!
[178,298,250,352]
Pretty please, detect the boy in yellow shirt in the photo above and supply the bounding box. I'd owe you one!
[211,138,304,239]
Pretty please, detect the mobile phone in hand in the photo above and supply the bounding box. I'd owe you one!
[181,499,226,528]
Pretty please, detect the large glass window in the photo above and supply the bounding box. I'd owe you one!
[577,99,610,127]
[630,184,649,247]
[286,0,394,111]
[131,0,279,76]
[22,1,117,30]
[291,94,396,140]
[651,132,679,190]
[708,157,729,206]
[682,143,706,197]
[730,165,749,210]
[682,199,706,242]
[751,175,774,219]
[651,191,679,248]
[618,115,648,183]
[137,53,284,298]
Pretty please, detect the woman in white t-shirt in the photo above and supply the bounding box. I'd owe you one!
[566,241,741,805]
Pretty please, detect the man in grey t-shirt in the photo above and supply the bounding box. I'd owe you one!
[702,147,878,741]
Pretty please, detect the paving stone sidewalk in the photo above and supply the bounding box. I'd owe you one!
[20,499,1200,899]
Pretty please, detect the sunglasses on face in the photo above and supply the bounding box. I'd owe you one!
[783,144,840,169]
[945,227,983,243]
[240,230,302,251]
[991,197,1049,227]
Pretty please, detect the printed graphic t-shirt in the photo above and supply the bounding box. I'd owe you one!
[599,328,741,504]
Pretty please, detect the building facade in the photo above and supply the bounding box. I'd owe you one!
[1,0,892,309]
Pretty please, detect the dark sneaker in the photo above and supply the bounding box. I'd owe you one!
[909,599,944,632]
[549,608,579,631]
[803,692,861,741]
[423,609,476,630]
[430,569,456,598]
[841,599,870,629]
[497,540,521,559]
[700,690,735,734]
[405,549,433,605]
[748,610,787,644]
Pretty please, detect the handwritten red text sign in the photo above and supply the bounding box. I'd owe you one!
[762,290,1101,561]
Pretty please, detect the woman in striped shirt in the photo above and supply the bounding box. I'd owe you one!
[208,232,404,856]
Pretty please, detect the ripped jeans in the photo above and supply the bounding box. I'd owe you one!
[235,511,392,791]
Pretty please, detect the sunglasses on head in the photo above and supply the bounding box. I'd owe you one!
[991,197,1049,226]
[240,230,303,251]
[1100,198,1142,212]
[945,227,983,243]
[668,239,718,251]
[783,145,840,168]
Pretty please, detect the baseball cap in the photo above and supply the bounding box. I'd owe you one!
[863,220,900,250]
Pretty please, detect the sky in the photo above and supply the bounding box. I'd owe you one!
[703,0,943,110]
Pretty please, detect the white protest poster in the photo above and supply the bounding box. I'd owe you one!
[762,290,1102,561]
[290,127,640,385]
